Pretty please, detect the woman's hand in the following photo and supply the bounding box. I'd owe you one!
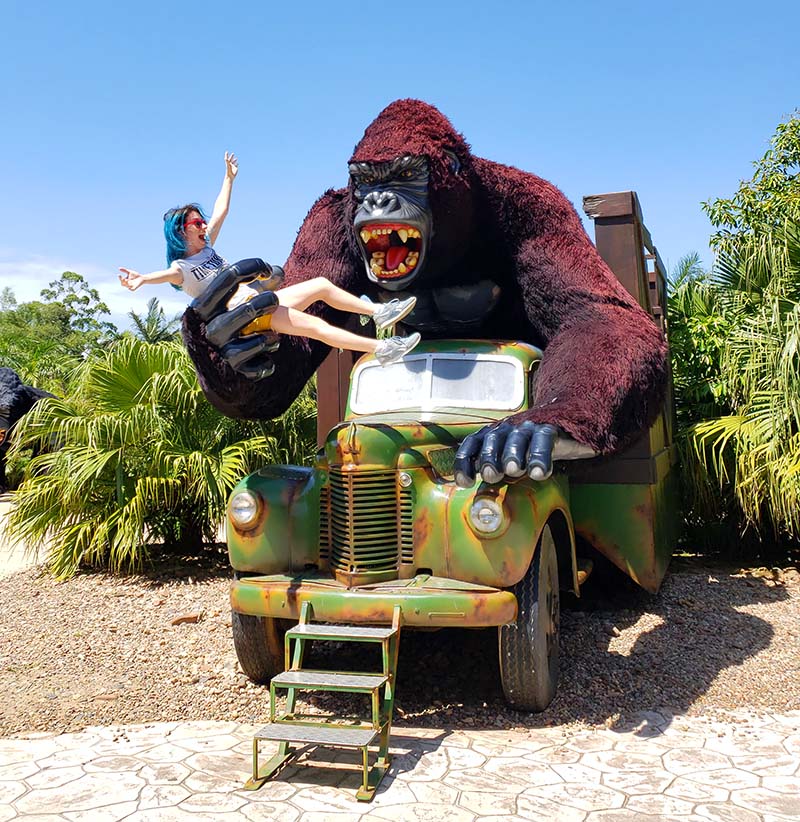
[118,268,143,291]
[225,151,239,181]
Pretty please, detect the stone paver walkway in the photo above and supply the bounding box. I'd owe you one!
[1,710,798,820]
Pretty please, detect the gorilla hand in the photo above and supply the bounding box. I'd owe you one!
[191,258,284,380]
[454,421,559,488]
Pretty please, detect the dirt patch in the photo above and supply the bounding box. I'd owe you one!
[1,552,798,736]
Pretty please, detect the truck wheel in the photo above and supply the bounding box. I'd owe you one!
[498,524,560,712]
[231,611,285,684]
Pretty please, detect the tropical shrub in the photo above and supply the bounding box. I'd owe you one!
[688,219,800,541]
[7,336,316,578]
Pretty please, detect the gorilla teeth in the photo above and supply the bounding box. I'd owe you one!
[362,225,422,277]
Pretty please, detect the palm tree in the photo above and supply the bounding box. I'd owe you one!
[686,218,800,539]
[128,297,181,343]
[7,336,316,577]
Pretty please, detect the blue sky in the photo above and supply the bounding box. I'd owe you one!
[0,0,797,330]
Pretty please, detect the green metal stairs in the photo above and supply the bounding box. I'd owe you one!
[244,602,402,802]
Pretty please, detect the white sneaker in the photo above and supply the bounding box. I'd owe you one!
[362,295,417,331]
[374,332,422,366]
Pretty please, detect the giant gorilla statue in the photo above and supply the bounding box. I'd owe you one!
[0,368,53,493]
[183,99,667,484]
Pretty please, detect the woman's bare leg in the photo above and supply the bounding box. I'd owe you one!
[270,306,378,352]
[275,277,374,316]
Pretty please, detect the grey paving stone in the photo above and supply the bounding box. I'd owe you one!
[138,783,191,809]
[524,782,626,812]
[362,803,476,821]
[63,800,140,821]
[138,761,191,784]
[82,754,143,772]
[694,804,762,821]
[0,760,39,780]
[241,802,301,821]
[1,713,799,820]
[686,767,760,791]
[178,789,248,813]
[407,780,459,805]
[0,780,26,804]
[601,767,675,795]
[730,785,800,817]
[292,784,364,813]
[624,792,696,816]
[665,775,730,803]
[16,771,145,815]
[580,749,665,774]
[516,792,588,821]
[662,747,732,775]
[458,789,518,815]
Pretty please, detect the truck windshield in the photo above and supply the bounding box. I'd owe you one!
[350,354,525,415]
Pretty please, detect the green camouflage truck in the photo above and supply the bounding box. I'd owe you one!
[226,335,677,712]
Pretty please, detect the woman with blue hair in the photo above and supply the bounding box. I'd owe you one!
[119,153,418,365]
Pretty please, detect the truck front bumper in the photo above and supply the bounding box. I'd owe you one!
[231,573,517,627]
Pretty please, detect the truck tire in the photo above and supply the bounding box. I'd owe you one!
[231,611,285,684]
[498,524,560,711]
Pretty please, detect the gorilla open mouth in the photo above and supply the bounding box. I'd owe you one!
[359,223,423,279]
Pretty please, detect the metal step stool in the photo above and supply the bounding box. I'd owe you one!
[244,601,402,801]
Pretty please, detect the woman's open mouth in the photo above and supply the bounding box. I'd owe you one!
[359,223,423,279]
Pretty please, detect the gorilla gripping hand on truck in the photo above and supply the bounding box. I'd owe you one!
[183,99,668,481]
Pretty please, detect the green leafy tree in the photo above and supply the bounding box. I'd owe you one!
[7,336,316,578]
[0,274,118,393]
[39,271,117,349]
[128,297,181,343]
[703,111,800,256]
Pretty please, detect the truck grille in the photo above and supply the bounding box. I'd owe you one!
[324,468,413,580]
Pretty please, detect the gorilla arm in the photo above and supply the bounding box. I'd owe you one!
[182,189,365,420]
[455,162,667,486]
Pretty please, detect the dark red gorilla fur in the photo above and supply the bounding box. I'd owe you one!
[183,99,667,454]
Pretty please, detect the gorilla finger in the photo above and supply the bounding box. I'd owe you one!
[192,259,282,321]
[502,420,536,477]
[479,422,512,484]
[454,428,486,488]
[237,357,276,381]
[526,424,558,481]
[220,335,277,372]
[206,291,279,347]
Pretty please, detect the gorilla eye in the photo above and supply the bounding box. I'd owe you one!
[399,170,413,179]
[359,175,375,186]
[445,150,461,175]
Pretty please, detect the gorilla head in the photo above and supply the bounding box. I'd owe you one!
[349,99,477,292]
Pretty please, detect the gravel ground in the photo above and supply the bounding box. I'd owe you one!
[1,549,798,737]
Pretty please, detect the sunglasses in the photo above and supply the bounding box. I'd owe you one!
[184,218,207,229]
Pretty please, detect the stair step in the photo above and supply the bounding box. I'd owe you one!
[271,670,388,691]
[287,624,397,641]
[255,721,378,748]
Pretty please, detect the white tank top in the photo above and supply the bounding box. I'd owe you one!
[175,246,228,298]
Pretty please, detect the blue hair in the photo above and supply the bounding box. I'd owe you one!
[163,203,207,265]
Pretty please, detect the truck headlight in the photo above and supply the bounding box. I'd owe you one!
[469,497,505,535]
[229,491,262,529]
